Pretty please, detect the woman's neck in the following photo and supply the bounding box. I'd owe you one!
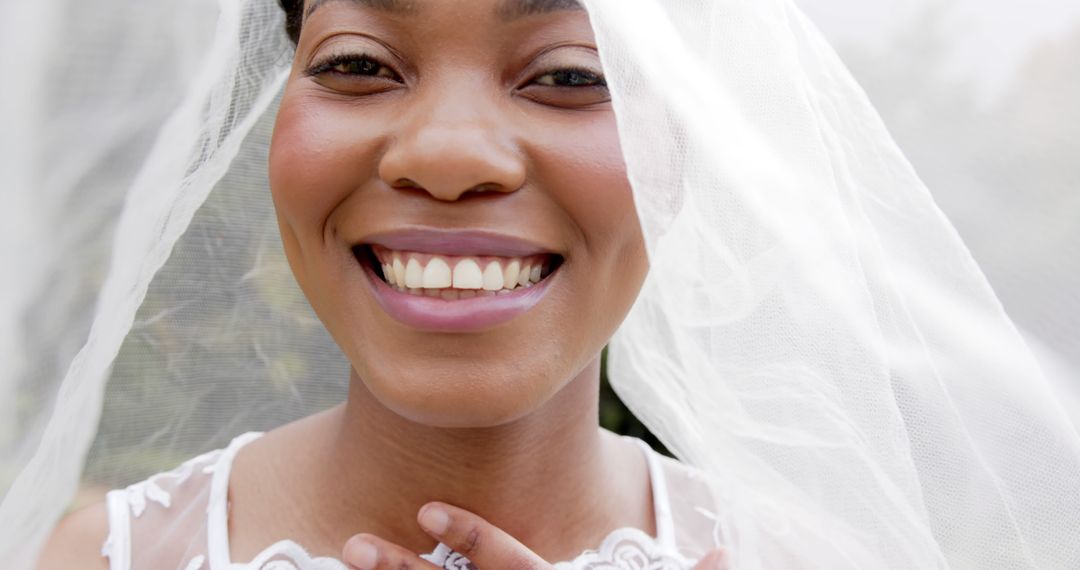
[231,356,651,563]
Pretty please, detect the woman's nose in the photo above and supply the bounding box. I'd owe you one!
[377,99,527,201]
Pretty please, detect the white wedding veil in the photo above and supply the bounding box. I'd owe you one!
[2,0,1078,568]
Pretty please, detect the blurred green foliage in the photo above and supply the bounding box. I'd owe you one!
[599,348,670,457]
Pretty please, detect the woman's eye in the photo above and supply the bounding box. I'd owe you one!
[308,55,399,81]
[533,68,606,88]
[331,58,396,78]
[521,67,609,108]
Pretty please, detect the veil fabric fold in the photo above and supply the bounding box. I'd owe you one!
[590,1,1080,566]
[3,0,1078,568]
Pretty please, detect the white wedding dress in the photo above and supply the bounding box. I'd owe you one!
[101,433,723,570]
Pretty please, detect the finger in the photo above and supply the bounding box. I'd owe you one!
[417,502,551,570]
[692,548,731,570]
[342,533,441,570]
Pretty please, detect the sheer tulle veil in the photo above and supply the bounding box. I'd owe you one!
[2,0,1078,568]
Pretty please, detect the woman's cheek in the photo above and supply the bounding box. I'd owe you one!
[271,95,331,231]
[270,91,360,316]
[562,117,647,319]
[543,113,636,251]
[271,91,375,238]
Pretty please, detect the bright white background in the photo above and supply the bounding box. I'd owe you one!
[799,0,1080,406]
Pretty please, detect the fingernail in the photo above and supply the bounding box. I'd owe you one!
[346,540,378,570]
[419,505,450,535]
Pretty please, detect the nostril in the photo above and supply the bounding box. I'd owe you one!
[466,182,505,195]
[389,177,512,202]
[392,178,422,190]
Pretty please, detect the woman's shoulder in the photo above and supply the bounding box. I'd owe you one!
[36,502,110,570]
[38,433,263,570]
[113,434,263,568]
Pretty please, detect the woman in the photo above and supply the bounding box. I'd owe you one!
[36,1,723,568]
[8,0,1080,568]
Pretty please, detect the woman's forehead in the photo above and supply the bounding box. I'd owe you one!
[303,0,583,22]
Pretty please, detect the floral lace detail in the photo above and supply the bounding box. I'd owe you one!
[105,433,695,570]
[421,543,478,569]
[419,528,691,570]
[234,540,347,570]
[121,449,221,517]
[553,528,691,570]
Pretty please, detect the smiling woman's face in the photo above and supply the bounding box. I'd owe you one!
[269,0,648,428]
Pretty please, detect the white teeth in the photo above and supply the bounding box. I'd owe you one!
[482,262,504,291]
[452,259,484,290]
[423,257,453,288]
[405,258,424,288]
[503,260,521,288]
[392,257,406,287]
[375,250,554,295]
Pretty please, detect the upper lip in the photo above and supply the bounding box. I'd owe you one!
[359,228,559,258]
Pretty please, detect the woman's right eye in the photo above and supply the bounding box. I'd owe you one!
[306,54,401,83]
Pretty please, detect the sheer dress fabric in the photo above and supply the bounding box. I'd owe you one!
[101,434,720,570]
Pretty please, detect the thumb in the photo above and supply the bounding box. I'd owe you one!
[692,548,731,570]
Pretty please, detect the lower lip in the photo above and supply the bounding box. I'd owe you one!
[361,261,558,332]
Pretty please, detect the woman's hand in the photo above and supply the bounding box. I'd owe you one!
[342,502,730,570]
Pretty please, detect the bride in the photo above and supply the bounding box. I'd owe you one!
[10,0,1080,568]
[37,1,724,568]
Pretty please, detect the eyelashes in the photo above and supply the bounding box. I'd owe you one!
[305,53,400,81]
[532,68,607,89]
[305,52,607,91]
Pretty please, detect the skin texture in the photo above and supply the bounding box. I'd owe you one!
[39,0,692,567]
[246,0,654,561]
[269,0,646,430]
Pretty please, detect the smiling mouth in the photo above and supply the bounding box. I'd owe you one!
[353,245,564,301]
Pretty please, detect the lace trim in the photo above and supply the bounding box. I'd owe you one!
[121,448,221,517]
[108,432,690,569]
[194,527,693,570]
[554,527,692,570]
[421,528,692,570]
[231,540,346,570]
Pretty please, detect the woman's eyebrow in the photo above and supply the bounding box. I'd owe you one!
[305,0,416,20]
[304,0,582,21]
[496,0,583,21]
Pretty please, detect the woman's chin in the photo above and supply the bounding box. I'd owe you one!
[360,371,557,429]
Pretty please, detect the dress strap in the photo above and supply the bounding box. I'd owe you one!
[206,431,265,569]
[631,439,677,552]
[103,489,133,570]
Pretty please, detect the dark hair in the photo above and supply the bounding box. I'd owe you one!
[279,0,303,44]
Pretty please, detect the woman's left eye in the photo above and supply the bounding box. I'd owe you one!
[521,67,609,107]
[533,68,606,88]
